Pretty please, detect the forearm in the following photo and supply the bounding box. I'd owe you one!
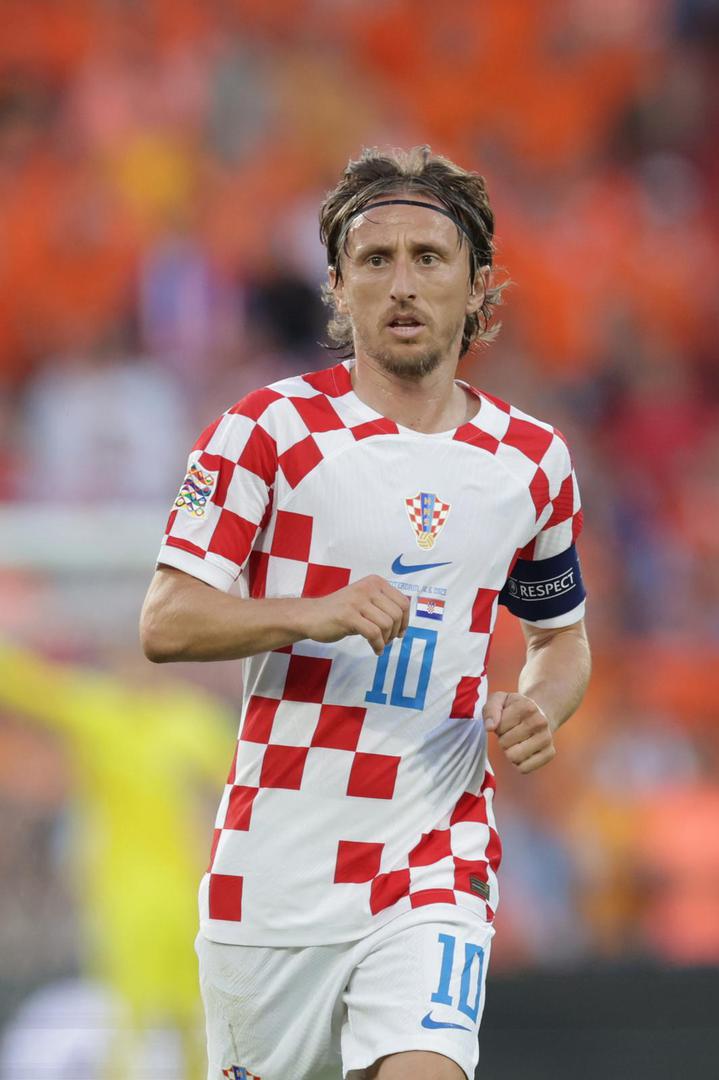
[140,568,311,662]
[518,623,591,733]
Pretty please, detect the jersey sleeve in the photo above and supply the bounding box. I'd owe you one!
[157,397,277,592]
[499,433,586,628]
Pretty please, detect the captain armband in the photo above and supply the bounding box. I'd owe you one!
[499,544,586,623]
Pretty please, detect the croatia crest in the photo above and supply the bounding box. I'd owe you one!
[405,492,451,550]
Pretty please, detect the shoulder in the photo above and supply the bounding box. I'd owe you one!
[227,363,352,424]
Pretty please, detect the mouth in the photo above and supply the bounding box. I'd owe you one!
[386,317,425,339]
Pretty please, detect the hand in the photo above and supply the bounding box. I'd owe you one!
[482,692,556,774]
[298,575,411,656]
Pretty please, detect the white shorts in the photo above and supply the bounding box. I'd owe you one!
[196,905,493,1080]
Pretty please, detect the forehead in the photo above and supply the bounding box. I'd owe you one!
[345,199,462,251]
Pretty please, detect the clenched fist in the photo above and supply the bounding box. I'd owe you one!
[299,574,411,656]
[482,692,556,774]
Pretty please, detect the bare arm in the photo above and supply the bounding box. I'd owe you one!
[483,618,591,773]
[139,566,410,663]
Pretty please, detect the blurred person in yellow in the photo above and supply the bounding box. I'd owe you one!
[0,642,236,1079]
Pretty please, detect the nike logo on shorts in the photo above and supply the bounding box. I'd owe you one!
[391,555,451,575]
[420,1011,472,1032]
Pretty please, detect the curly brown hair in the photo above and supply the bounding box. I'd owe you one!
[319,145,507,357]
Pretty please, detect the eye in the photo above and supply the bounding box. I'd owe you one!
[419,252,439,265]
[366,254,387,267]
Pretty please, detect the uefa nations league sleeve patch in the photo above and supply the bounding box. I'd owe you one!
[174,462,218,518]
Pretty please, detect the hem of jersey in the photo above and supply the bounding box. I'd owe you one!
[198,893,493,947]
[519,599,585,629]
[156,544,236,592]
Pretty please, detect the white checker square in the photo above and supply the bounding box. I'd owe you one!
[448,821,490,861]
[262,398,310,454]
[223,462,271,525]
[265,554,310,597]
[268,700,322,747]
[302,746,355,797]
[231,741,266,788]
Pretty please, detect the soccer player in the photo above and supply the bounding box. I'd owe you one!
[140,146,591,1080]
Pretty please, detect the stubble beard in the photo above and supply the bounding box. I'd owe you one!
[359,318,464,382]
[371,346,443,380]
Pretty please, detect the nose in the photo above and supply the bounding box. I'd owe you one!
[389,255,417,302]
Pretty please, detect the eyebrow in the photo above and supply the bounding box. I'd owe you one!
[349,237,456,259]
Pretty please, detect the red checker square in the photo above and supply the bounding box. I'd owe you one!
[370,869,410,914]
[225,742,239,785]
[453,857,488,896]
[192,415,222,451]
[572,508,584,542]
[409,829,453,867]
[334,840,384,883]
[451,676,483,719]
[503,416,554,464]
[208,508,258,565]
[486,903,495,920]
[207,828,221,872]
[164,508,178,534]
[545,473,574,528]
[271,510,313,561]
[248,550,270,598]
[230,386,282,421]
[351,418,400,440]
[290,394,346,432]
[487,826,503,873]
[302,563,351,598]
[209,457,235,508]
[302,364,352,397]
[450,791,488,826]
[283,654,332,703]
[410,889,457,909]
[238,423,277,485]
[259,744,308,789]
[225,785,259,831]
[279,435,323,489]
[529,467,551,520]
[470,588,498,633]
[453,426,499,454]
[347,753,400,800]
[312,705,365,751]
[208,873,243,922]
[241,696,280,743]
[481,769,497,795]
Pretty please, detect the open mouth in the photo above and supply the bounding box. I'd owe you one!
[387,317,425,338]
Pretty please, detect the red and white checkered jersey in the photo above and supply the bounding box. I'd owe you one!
[157,361,585,946]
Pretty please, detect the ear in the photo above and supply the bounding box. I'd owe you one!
[328,266,349,315]
[466,264,491,315]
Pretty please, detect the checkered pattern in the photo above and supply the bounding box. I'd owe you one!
[157,361,584,944]
[359,766,501,920]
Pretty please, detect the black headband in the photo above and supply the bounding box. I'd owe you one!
[345,199,476,247]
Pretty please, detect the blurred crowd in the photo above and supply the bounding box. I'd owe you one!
[1,0,718,1051]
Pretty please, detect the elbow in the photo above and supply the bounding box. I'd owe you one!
[139,601,182,664]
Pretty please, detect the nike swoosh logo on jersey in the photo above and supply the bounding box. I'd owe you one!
[420,1011,472,1032]
[391,555,452,575]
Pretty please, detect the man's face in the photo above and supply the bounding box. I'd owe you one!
[330,199,482,379]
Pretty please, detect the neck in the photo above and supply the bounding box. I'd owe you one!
[350,352,478,433]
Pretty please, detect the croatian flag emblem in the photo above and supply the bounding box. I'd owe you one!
[405,492,451,550]
[417,595,445,621]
